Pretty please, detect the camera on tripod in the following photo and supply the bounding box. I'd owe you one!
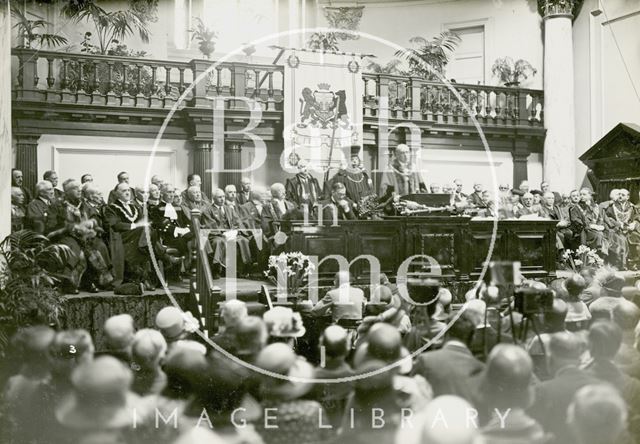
[514,287,554,316]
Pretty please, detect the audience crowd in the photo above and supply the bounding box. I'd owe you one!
[3,266,640,444]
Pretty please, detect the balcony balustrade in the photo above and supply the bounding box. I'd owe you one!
[12,48,543,128]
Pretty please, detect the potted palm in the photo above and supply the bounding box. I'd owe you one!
[11,6,68,49]
[491,57,537,87]
[190,18,218,59]
[0,231,71,358]
[395,32,461,81]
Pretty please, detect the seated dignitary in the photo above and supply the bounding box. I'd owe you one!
[285,157,323,208]
[43,170,63,202]
[606,188,640,267]
[26,180,54,234]
[569,188,611,257]
[181,173,210,204]
[181,185,211,220]
[107,171,130,204]
[238,188,270,271]
[149,185,191,257]
[11,187,26,231]
[539,191,573,250]
[11,168,32,204]
[201,188,251,278]
[237,177,253,205]
[224,184,239,209]
[262,182,298,253]
[103,182,159,288]
[515,192,539,217]
[316,181,358,224]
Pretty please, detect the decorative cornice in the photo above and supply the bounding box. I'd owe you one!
[323,6,365,40]
[538,0,584,19]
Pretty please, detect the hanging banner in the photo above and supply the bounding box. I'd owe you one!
[283,50,364,175]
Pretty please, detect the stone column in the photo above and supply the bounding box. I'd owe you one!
[15,134,40,197]
[192,139,213,198]
[540,0,581,192]
[221,142,242,189]
[1,1,10,239]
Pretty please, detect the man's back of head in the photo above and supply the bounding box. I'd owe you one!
[568,384,628,444]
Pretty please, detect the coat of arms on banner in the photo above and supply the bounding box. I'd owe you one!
[298,83,350,129]
[283,51,364,171]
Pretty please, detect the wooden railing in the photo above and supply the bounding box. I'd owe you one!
[13,48,543,126]
[363,72,544,127]
[12,48,285,111]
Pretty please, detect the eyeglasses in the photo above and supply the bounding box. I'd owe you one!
[499,187,509,191]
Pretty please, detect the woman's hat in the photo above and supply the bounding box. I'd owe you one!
[263,306,306,338]
[55,356,140,429]
[255,343,314,400]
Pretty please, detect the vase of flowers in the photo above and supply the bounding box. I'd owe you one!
[190,17,218,59]
[357,194,385,219]
[561,245,605,272]
[264,252,315,305]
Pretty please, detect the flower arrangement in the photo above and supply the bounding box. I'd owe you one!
[264,252,315,301]
[561,245,605,272]
[357,194,385,219]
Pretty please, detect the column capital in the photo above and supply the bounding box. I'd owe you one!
[192,139,212,151]
[538,0,583,19]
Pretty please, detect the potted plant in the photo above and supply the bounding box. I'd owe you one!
[491,57,537,87]
[190,17,218,59]
[395,32,461,81]
[11,6,68,49]
[0,231,71,358]
[264,252,315,306]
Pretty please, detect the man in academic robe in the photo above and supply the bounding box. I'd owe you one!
[201,188,252,278]
[26,180,54,234]
[328,154,374,205]
[285,158,323,208]
[225,184,239,209]
[45,180,89,294]
[237,177,253,205]
[262,182,298,254]
[515,192,539,218]
[569,188,610,257]
[379,143,426,197]
[103,182,155,287]
[606,188,640,268]
[12,168,32,205]
[316,181,358,224]
[453,179,468,204]
[181,173,211,205]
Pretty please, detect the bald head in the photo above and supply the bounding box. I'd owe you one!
[270,183,285,199]
[482,344,534,409]
[612,299,640,332]
[321,325,349,359]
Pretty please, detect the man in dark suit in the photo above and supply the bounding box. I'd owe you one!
[237,177,253,205]
[412,310,484,405]
[541,181,562,206]
[43,170,64,202]
[149,185,191,257]
[239,189,270,271]
[262,183,298,253]
[12,168,32,205]
[26,180,54,234]
[528,332,601,444]
[316,181,358,225]
[181,186,211,221]
[467,182,485,208]
[180,173,211,205]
